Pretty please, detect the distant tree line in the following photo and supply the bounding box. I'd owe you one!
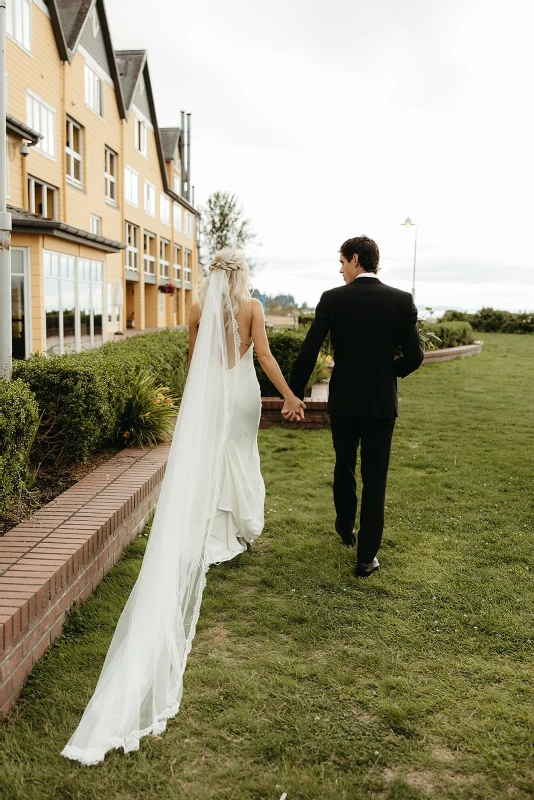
[439,308,534,334]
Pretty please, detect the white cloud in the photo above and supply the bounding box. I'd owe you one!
[106,0,534,310]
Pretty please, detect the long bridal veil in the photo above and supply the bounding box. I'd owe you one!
[62,269,241,765]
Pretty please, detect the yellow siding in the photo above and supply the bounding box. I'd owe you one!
[6,0,199,356]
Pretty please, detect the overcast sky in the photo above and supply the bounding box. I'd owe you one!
[106,0,534,311]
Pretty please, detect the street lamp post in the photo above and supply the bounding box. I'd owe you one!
[0,0,12,380]
[401,216,424,303]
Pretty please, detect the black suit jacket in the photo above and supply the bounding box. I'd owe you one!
[289,277,424,418]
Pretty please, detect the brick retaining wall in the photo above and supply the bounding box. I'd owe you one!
[0,445,170,719]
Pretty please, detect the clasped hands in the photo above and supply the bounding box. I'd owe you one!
[281,395,306,422]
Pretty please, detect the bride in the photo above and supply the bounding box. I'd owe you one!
[61,248,305,765]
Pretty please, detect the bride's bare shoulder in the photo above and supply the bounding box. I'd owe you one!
[189,302,201,327]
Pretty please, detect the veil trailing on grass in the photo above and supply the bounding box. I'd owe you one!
[62,269,241,765]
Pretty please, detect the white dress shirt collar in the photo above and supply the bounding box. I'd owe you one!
[355,272,379,279]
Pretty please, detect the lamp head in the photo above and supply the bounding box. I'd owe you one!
[401,217,414,227]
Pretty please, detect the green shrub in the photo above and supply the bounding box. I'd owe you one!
[116,370,177,448]
[423,321,474,349]
[439,308,534,334]
[254,330,306,396]
[0,379,39,506]
[13,331,189,463]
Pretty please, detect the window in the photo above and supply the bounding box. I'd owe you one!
[125,222,139,271]
[65,117,83,186]
[79,258,104,350]
[184,249,192,286]
[26,91,55,157]
[143,231,156,276]
[185,211,194,238]
[124,165,139,206]
[90,215,101,236]
[135,118,147,156]
[6,0,31,51]
[160,193,171,226]
[84,63,103,116]
[91,6,100,37]
[144,180,156,216]
[173,244,182,283]
[105,147,117,204]
[160,238,170,279]
[43,251,104,355]
[173,202,182,233]
[173,174,181,195]
[28,176,58,219]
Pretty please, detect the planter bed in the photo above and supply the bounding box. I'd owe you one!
[0,443,170,719]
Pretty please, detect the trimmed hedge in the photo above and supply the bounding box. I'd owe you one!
[440,308,534,334]
[423,321,474,349]
[0,379,39,505]
[254,330,306,397]
[13,331,189,463]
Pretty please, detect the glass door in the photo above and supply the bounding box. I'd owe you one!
[11,248,30,360]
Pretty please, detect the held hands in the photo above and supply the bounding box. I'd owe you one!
[281,394,306,422]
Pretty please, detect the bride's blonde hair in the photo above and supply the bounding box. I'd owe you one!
[195,248,251,321]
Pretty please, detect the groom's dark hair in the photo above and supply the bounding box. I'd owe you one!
[340,236,380,273]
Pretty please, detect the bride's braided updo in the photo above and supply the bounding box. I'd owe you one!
[195,247,251,322]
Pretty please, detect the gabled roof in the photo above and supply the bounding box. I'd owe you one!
[46,0,126,117]
[114,49,147,115]
[160,128,181,162]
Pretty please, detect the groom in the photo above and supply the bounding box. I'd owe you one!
[284,236,424,577]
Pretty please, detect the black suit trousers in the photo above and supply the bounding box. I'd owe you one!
[330,416,395,563]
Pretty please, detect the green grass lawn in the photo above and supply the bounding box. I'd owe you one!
[1,333,533,800]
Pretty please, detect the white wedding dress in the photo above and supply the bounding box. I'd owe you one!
[61,271,265,765]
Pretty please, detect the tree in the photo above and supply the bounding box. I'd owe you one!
[200,191,259,271]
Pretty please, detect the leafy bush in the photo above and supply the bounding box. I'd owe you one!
[254,330,306,396]
[423,321,474,349]
[0,379,39,506]
[13,331,189,463]
[439,308,534,334]
[116,370,177,448]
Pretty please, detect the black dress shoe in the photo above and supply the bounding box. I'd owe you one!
[354,557,380,577]
[335,518,356,548]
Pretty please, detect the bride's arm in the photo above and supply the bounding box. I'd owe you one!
[188,303,201,367]
[251,299,305,419]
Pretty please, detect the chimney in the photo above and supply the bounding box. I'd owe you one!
[186,113,191,202]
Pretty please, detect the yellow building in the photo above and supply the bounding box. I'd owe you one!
[5,0,200,359]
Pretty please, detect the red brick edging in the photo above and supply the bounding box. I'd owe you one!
[0,444,170,719]
[260,398,329,429]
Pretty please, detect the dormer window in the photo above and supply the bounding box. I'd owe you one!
[135,118,147,157]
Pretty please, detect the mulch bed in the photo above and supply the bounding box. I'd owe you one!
[0,448,121,536]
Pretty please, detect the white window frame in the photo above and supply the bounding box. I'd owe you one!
[11,246,32,356]
[26,90,56,158]
[173,244,182,284]
[90,215,101,236]
[125,221,139,271]
[124,165,139,207]
[184,249,192,286]
[65,117,83,187]
[28,175,58,219]
[144,180,156,217]
[160,193,170,226]
[6,0,32,52]
[105,146,117,204]
[173,201,182,233]
[173,174,181,195]
[134,117,147,157]
[185,211,194,239]
[159,238,170,280]
[143,231,156,276]
[84,63,103,117]
[43,250,105,355]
